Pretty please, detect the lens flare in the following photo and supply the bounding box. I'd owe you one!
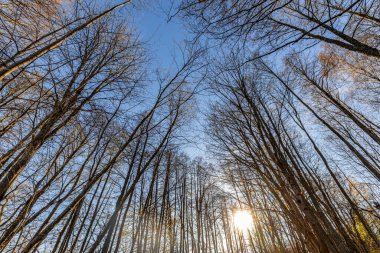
[233,210,253,231]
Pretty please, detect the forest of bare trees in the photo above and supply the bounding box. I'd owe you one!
[0,0,379,252]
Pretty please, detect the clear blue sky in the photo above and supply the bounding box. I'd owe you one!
[125,1,188,69]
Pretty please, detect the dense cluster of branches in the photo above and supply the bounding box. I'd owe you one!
[0,1,213,252]
[177,0,380,252]
[1,0,380,252]
[179,0,380,59]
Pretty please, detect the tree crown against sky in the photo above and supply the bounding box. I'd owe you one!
[0,0,379,252]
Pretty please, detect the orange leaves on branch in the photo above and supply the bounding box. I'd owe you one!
[318,49,339,77]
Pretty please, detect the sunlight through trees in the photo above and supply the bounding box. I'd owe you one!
[233,210,253,231]
[0,0,380,252]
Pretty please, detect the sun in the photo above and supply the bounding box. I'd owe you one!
[233,210,253,231]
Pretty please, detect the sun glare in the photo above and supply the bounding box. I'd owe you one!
[233,210,253,231]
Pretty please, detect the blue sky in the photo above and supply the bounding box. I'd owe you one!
[125,1,188,69]
[119,1,209,159]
